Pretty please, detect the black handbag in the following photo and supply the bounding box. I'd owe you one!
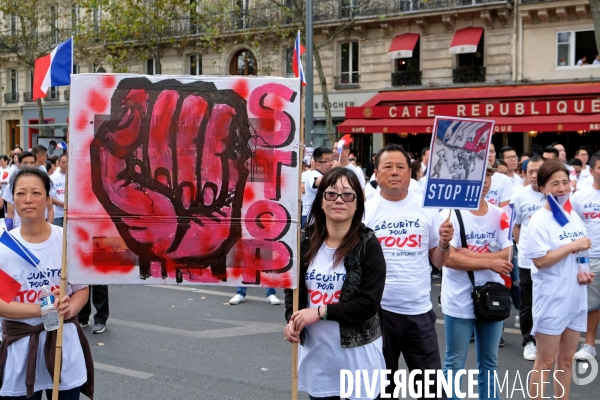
[455,210,511,322]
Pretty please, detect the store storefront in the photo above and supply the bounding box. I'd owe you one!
[339,82,600,158]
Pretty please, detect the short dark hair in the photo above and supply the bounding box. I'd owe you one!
[542,146,559,157]
[550,141,562,148]
[410,160,422,180]
[537,160,570,188]
[58,153,67,162]
[49,140,57,146]
[527,155,546,164]
[499,146,516,159]
[312,146,332,162]
[569,158,583,167]
[32,145,48,159]
[0,155,8,163]
[575,146,589,156]
[590,152,600,169]
[374,143,411,169]
[45,160,53,172]
[496,159,508,168]
[18,151,35,164]
[10,167,51,197]
[421,147,430,156]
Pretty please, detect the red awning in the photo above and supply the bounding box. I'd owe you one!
[449,27,484,54]
[338,115,600,134]
[387,33,420,59]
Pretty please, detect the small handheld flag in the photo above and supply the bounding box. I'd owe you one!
[57,141,68,150]
[293,31,306,86]
[33,37,73,100]
[547,194,571,227]
[501,204,515,240]
[0,231,41,303]
[337,134,353,154]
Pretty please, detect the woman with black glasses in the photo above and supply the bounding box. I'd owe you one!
[284,167,386,400]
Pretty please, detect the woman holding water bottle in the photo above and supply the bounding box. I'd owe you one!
[524,160,594,400]
[0,168,93,400]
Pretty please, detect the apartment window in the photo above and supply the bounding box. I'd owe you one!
[229,50,256,76]
[235,0,248,29]
[458,35,484,68]
[73,64,79,74]
[340,41,359,84]
[48,86,59,99]
[146,58,156,75]
[50,5,58,44]
[71,4,79,33]
[340,0,358,18]
[93,6,101,31]
[556,30,597,67]
[190,0,200,33]
[189,54,202,75]
[9,15,17,35]
[285,47,295,78]
[29,70,34,91]
[10,69,17,94]
[399,0,419,11]
[396,39,420,72]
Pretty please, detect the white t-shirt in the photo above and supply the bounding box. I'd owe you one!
[409,178,423,196]
[0,225,88,396]
[485,172,513,206]
[524,208,588,334]
[301,170,312,217]
[365,192,442,315]
[511,185,547,269]
[578,174,594,191]
[441,205,511,319]
[344,163,366,189]
[50,171,66,219]
[304,169,324,217]
[298,244,384,399]
[577,165,591,189]
[508,173,523,189]
[365,175,379,201]
[571,185,600,258]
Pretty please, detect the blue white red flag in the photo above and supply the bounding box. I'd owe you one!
[0,231,40,303]
[501,204,515,241]
[57,141,68,150]
[547,194,571,227]
[337,134,353,154]
[293,31,306,86]
[33,37,73,100]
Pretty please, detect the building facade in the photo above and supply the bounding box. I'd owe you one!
[1,0,599,161]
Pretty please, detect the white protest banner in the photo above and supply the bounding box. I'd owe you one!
[67,74,300,288]
[424,116,495,209]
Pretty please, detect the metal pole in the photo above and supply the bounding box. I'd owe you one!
[305,0,314,146]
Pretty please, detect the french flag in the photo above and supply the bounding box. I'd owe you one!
[57,141,68,150]
[0,231,40,303]
[293,31,306,86]
[548,194,572,227]
[33,37,73,100]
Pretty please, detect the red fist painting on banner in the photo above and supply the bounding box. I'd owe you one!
[67,75,299,288]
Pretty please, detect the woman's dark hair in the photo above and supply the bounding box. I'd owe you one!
[305,167,365,268]
[410,160,422,180]
[537,160,569,189]
[10,167,51,197]
[45,160,53,172]
[496,159,508,168]
[49,155,59,165]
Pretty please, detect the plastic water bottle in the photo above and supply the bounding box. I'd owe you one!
[577,250,591,273]
[40,285,60,331]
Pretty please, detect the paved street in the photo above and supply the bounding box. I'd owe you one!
[73,279,600,400]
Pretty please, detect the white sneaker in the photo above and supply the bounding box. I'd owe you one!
[515,315,520,329]
[229,294,246,305]
[266,294,281,305]
[523,342,537,361]
[574,343,597,360]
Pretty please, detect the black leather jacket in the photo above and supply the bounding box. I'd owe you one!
[285,224,386,348]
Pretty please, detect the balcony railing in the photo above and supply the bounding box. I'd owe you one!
[4,92,18,103]
[45,90,60,101]
[334,74,360,90]
[24,92,34,102]
[453,66,486,83]
[391,71,422,86]
[64,90,70,101]
[314,0,509,22]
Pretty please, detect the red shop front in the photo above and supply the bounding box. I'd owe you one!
[338,82,600,157]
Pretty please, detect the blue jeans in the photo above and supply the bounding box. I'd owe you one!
[53,217,64,227]
[236,287,276,297]
[301,215,307,229]
[510,244,520,310]
[4,386,81,400]
[442,315,503,400]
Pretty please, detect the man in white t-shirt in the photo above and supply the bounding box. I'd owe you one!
[337,139,366,190]
[364,144,454,399]
[421,146,430,175]
[485,143,512,207]
[574,146,591,187]
[499,145,523,188]
[551,142,578,191]
[572,152,600,360]
[303,146,334,226]
[510,155,546,361]
[51,154,67,227]
[300,157,315,229]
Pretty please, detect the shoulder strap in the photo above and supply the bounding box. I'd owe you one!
[454,210,476,287]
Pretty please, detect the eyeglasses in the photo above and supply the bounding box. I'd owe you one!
[316,158,333,164]
[323,191,357,202]
[504,155,518,160]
